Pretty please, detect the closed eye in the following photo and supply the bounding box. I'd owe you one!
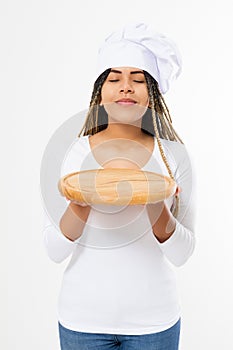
[109,79,145,83]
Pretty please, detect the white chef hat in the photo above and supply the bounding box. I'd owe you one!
[96,23,182,94]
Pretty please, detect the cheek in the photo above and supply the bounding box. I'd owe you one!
[140,89,149,105]
[101,85,115,103]
[101,84,111,102]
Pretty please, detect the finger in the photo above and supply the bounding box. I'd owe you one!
[71,200,89,207]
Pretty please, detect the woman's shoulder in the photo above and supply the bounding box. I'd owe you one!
[66,134,89,152]
[160,138,187,153]
[159,138,191,166]
[60,135,90,176]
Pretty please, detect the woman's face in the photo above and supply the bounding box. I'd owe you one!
[100,67,149,125]
[100,67,149,107]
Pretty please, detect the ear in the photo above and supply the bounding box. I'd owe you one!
[147,98,152,109]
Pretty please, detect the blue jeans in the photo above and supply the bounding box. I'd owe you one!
[58,319,181,350]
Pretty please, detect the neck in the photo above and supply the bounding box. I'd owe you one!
[104,122,144,140]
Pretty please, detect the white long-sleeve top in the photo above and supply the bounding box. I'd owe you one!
[43,135,196,335]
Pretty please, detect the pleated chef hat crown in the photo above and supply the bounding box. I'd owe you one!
[96,23,182,94]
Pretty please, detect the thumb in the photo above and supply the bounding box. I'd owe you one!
[175,186,181,195]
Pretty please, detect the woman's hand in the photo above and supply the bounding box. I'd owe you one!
[144,185,181,243]
[64,196,89,207]
[69,200,89,207]
[60,197,91,241]
[175,186,181,196]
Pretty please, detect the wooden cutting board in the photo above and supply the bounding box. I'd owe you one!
[58,168,176,205]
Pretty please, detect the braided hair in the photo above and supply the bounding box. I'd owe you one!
[78,69,182,217]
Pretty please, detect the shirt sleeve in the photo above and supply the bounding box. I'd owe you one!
[43,208,78,263]
[42,137,87,263]
[154,142,196,267]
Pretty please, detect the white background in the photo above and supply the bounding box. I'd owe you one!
[2,0,233,349]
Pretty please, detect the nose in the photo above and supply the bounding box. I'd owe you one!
[120,79,134,94]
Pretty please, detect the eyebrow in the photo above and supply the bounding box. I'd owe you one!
[110,69,144,75]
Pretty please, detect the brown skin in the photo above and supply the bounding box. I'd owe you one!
[100,67,149,139]
[146,186,180,243]
[59,199,177,243]
[59,67,179,242]
[59,201,91,241]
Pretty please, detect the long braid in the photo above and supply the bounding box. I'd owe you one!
[153,85,174,140]
[144,72,180,217]
[78,69,111,137]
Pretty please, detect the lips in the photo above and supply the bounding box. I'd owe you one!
[116,98,137,105]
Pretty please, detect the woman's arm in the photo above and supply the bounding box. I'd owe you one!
[146,199,177,243]
[43,202,91,263]
[146,143,196,267]
[43,137,92,263]
[59,202,91,241]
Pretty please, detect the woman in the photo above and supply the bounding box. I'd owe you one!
[43,23,196,350]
